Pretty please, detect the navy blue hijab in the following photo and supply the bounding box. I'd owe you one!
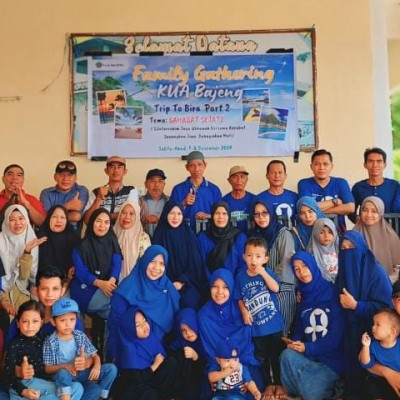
[248,200,282,250]
[153,201,206,290]
[113,245,180,334]
[294,196,325,250]
[198,268,259,367]
[115,306,166,370]
[336,231,392,322]
[291,251,334,305]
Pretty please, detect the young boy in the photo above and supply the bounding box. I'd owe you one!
[43,298,117,400]
[234,237,286,399]
[208,339,261,400]
[5,267,84,347]
[360,308,400,400]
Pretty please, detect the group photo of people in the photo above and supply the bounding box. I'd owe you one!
[0,146,400,400]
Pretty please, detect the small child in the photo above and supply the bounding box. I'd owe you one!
[113,306,180,400]
[307,218,339,282]
[234,237,286,399]
[360,308,400,400]
[208,339,261,400]
[43,298,117,400]
[169,308,206,400]
[2,300,82,400]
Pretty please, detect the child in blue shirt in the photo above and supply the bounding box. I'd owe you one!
[234,237,285,399]
[43,298,117,400]
[208,339,261,400]
[360,308,400,400]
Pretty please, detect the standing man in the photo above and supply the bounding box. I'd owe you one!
[139,168,169,235]
[222,165,255,232]
[40,160,89,230]
[351,147,400,221]
[298,149,355,233]
[0,164,45,226]
[170,151,222,229]
[84,156,138,224]
[257,160,298,226]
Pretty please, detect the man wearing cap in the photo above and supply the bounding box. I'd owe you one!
[257,160,298,226]
[40,160,89,227]
[0,164,45,226]
[170,151,222,229]
[139,168,169,234]
[222,166,255,232]
[84,156,138,224]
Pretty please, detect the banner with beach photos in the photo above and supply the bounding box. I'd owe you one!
[70,30,317,157]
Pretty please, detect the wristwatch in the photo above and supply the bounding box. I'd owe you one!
[332,198,339,206]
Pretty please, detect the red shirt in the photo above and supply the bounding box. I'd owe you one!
[0,189,46,216]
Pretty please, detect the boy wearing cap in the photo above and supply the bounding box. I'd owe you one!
[40,160,89,226]
[222,166,255,232]
[139,169,169,234]
[43,298,117,400]
[170,151,222,229]
[257,160,298,226]
[0,164,46,226]
[208,339,261,400]
[84,156,138,225]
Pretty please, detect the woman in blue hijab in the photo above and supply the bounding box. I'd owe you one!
[336,231,392,400]
[153,201,207,309]
[198,268,264,398]
[247,200,296,336]
[113,306,180,400]
[107,245,180,361]
[291,196,325,251]
[280,251,344,400]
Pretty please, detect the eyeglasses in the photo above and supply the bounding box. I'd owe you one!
[253,211,268,218]
[57,162,75,171]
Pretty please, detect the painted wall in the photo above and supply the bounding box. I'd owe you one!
[0,0,379,199]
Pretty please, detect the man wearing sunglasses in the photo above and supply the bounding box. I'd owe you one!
[40,160,89,229]
[84,155,138,224]
[0,164,46,226]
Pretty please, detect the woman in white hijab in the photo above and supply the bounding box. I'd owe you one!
[0,205,46,317]
[353,196,400,281]
[113,201,151,281]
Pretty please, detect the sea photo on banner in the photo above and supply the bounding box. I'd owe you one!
[70,31,317,156]
[87,53,297,158]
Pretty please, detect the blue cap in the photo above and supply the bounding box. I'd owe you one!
[52,298,79,317]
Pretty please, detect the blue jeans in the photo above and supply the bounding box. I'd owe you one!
[53,364,117,400]
[212,395,244,400]
[9,377,82,400]
[280,349,340,400]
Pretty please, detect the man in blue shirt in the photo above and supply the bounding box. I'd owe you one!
[298,149,355,233]
[40,160,89,231]
[170,151,221,229]
[222,165,255,232]
[257,160,298,226]
[351,147,400,222]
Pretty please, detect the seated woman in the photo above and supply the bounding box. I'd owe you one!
[37,205,80,286]
[107,245,180,361]
[113,200,151,281]
[353,196,400,280]
[153,201,207,309]
[70,208,122,319]
[336,230,393,400]
[198,268,263,398]
[280,251,344,400]
[0,205,46,318]
[291,196,325,251]
[307,217,339,283]
[197,201,247,280]
[247,200,295,336]
[113,306,180,400]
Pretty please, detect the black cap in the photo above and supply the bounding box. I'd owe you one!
[146,168,166,180]
[55,160,77,174]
